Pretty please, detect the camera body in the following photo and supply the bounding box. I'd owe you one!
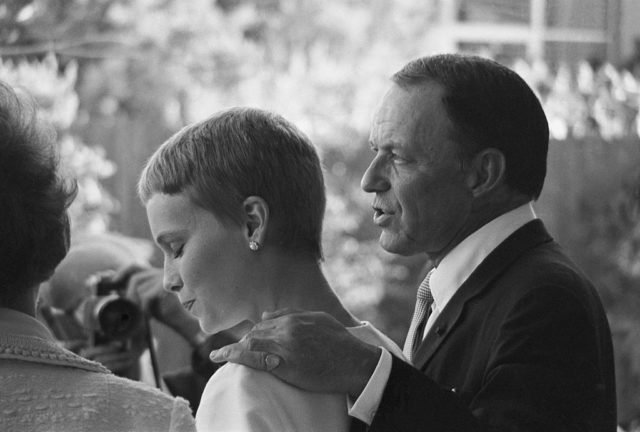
[76,275,143,346]
[40,273,143,351]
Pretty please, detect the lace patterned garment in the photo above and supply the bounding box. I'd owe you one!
[0,308,196,432]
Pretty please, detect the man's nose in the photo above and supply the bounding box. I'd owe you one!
[361,156,389,193]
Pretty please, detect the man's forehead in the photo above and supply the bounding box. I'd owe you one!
[370,84,440,132]
[369,82,459,160]
[381,81,443,113]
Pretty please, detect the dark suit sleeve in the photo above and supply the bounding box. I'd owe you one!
[371,355,478,431]
[369,283,615,432]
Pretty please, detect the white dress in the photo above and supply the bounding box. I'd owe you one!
[195,322,404,432]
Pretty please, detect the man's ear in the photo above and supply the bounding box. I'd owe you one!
[242,196,269,245]
[464,148,506,198]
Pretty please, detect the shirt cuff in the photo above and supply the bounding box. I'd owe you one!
[347,347,392,425]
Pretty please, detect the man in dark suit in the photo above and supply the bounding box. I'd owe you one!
[210,54,617,431]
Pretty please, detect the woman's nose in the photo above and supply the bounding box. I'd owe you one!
[162,263,182,293]
[361,156,390,193]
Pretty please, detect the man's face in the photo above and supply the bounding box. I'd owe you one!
[362,82,474,258]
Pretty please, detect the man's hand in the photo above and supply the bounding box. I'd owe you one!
[209,309,381,399]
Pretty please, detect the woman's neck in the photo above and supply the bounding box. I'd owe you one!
[257,253,360,328]
[0,285,37,317]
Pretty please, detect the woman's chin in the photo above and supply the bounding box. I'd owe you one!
[203,319,253,338]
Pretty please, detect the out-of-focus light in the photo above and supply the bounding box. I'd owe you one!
[16,4,35,22]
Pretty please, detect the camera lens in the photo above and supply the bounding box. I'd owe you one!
[94,296,142,339]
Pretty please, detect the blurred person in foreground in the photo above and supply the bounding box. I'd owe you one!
[0,80,196,432]
[138,107,404,431]
[211,54,617,431]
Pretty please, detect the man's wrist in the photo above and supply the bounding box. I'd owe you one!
[348,344,382,400]
[348,347,392,425]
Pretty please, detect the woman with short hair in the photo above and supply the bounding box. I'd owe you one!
[139,107,403,431]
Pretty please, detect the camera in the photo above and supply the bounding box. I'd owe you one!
[40,272,143,350]
[76,274,143,346]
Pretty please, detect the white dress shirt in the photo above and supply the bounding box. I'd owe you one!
[349,203,537,424]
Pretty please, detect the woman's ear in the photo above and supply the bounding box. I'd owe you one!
[242,196,269,247]
[464,148,506,198]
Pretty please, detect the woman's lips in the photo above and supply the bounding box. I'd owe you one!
[182,299,196,312]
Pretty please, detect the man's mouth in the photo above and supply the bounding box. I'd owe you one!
[182,299,196,312]
[372,205,394,226]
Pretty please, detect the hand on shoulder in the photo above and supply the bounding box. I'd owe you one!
[210,309,381,399]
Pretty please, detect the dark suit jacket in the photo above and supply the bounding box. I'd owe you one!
[365,220,616,432]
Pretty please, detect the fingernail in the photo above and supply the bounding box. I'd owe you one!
[209,350,221,362]
[265,354,280,370]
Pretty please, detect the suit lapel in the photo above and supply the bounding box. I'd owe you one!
[412,220,552,369]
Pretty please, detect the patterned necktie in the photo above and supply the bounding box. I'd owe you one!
[403,269,435,363]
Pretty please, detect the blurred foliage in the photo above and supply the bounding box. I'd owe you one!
[1,0,436,325]
[513,59,640,140]
[1,0,640,423]
[574,167,640,424]
[0,53,118,233]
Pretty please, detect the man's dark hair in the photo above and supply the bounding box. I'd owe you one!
[0,81,77,305]
[392,54,549,199]
[138,107,326,259]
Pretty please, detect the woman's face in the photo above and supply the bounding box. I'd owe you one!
[146,192,260,334]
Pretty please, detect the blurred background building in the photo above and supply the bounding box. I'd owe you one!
[426,0,633,65]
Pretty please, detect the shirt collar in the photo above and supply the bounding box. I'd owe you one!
[0,307,55,341]
[429,203,537,312]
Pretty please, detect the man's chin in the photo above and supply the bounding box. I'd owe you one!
[379,233,420,256]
